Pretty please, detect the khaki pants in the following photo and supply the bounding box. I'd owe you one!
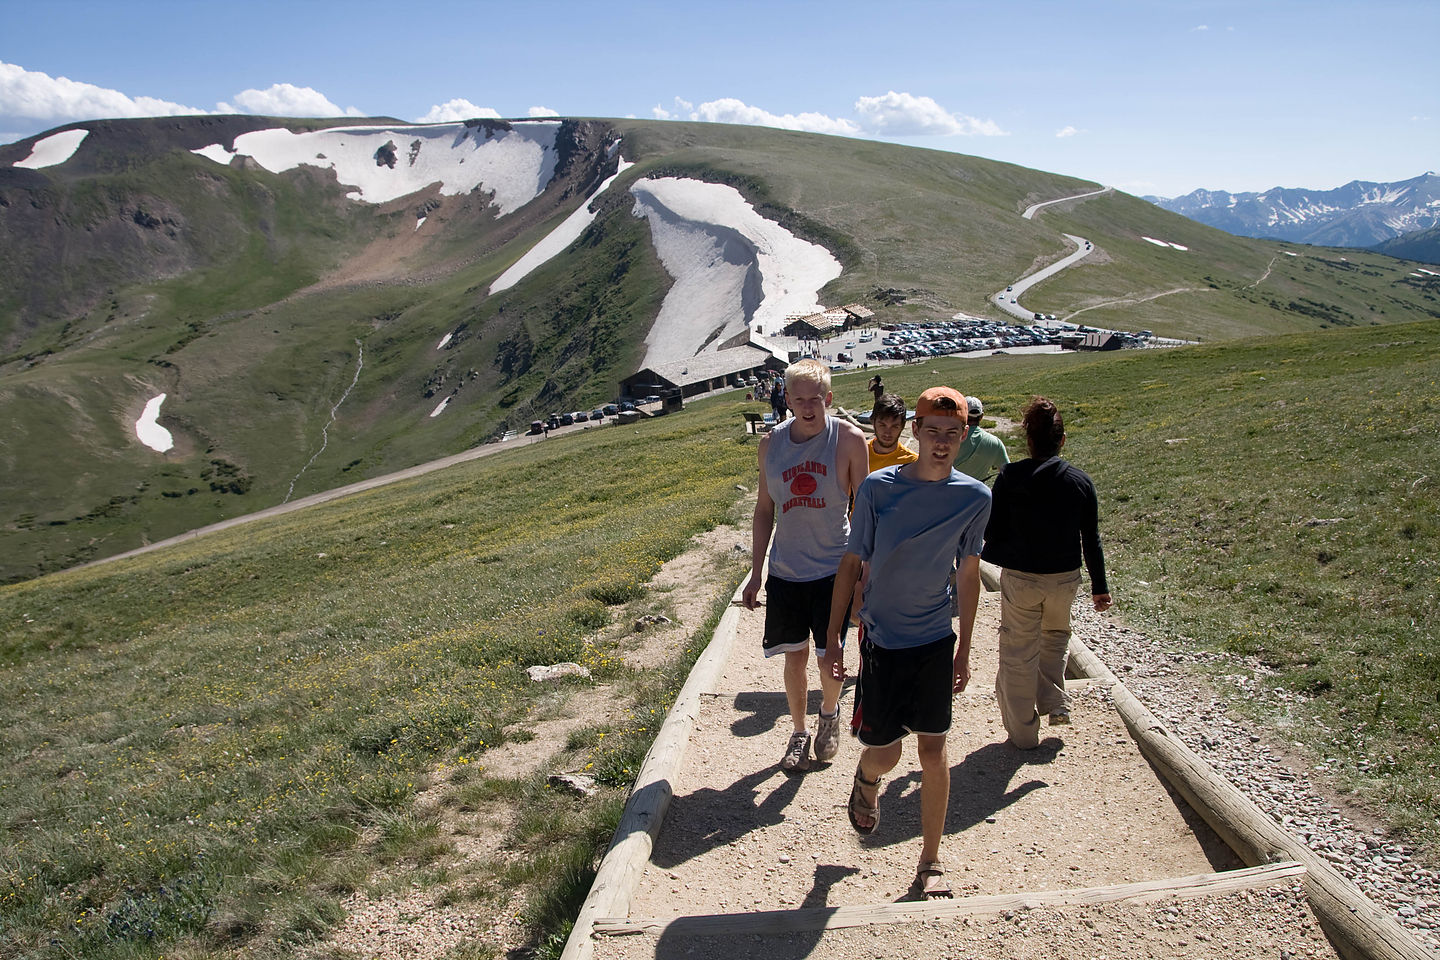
[995,568,1082,749]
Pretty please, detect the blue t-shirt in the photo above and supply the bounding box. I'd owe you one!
[848,465,991,650]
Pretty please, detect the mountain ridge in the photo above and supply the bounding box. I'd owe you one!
[1147,171,1440,247]
[3,115,1438,582]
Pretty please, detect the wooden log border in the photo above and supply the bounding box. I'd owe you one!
[1066,634,1436,960]
[595,860,1307,938]
[559,573,751,960]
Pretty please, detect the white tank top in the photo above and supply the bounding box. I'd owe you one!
[763,416,850,581]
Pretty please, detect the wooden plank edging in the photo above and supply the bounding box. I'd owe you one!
[1067,635,1437,960]
[559,574,750,960]
[593,860,1307,938]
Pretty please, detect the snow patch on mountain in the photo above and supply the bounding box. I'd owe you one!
[13,128,88,169]
[191,121,560,210]
[491,149,635,293]
[628,177,841,368]
[135,394,174,453]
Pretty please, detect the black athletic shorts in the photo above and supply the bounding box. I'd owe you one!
[762,574,840,658]
[850,631,956,747]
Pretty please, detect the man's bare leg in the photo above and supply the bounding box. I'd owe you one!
[784,649,810,732]
[915,733,950,865]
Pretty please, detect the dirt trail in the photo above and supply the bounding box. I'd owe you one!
[585,588,1341,960]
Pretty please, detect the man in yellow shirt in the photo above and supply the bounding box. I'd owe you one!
[867,394,919,472]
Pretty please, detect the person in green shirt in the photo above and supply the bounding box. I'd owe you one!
[952,396,1009,484]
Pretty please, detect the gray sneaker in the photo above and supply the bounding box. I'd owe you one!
[780,730,812,772]
[814,712,841,761]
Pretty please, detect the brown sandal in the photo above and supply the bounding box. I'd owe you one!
[847,764,880,834]
[914,860,952,899]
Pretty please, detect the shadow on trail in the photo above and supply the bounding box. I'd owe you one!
[654,687,858,869]
[649,764,803,870]
[649,863,859,960]
[855,736,1063,850]
[730,690,789,738]
[948,737,1063,834]
[730,684,855,739]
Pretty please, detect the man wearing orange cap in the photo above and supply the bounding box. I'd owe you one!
[824,386,991,900]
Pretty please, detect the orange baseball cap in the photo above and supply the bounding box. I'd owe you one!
[914,386,967,418]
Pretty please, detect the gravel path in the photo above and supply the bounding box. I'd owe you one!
[584,582,1433,960]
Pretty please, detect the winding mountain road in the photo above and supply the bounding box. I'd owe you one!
[993,187,1112,323]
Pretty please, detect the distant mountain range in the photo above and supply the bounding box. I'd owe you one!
[1148,172,1440,251]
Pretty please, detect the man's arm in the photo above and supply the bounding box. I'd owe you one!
[742,435,774,610]
[836,420,869,501]
[823,551,863,680]
[952,554,982,692]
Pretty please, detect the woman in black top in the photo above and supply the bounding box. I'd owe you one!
[981,397,1113,749]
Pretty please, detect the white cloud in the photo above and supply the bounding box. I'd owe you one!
[653,91,1001,140]
[218,83,363,118]
[416,98,501,123]
[1193,24,1209,31]
[0,59,205,121]
[853,91,1005,137]
[527,106,559,117]
[653,97,694,121]
[690,98,862,136]
[1056,125,1082,138]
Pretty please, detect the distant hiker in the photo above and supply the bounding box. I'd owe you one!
[743,358,868,772]
[769,374,788,421]
[981,396,1112,749]
[867,375,885,403]
[951,396,1009,484]
[826,386,991,901]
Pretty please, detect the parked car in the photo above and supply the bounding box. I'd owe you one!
[528,420,545,435]
[559,412,575,426]
[603,403,619,416]
[642,394,660,405]
[572,410,588,422]
[591,408,606,421]
[546,414,561,430]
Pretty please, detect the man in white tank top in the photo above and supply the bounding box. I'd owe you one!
[743,358,868,772]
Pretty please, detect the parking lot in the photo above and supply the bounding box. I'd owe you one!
[810,313,1162,369]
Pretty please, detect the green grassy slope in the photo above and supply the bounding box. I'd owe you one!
[1,320,1435,958]
[4,116,1438,583]
[0,404,754,959]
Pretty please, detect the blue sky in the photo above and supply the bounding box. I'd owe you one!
[2,0,1435,197]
